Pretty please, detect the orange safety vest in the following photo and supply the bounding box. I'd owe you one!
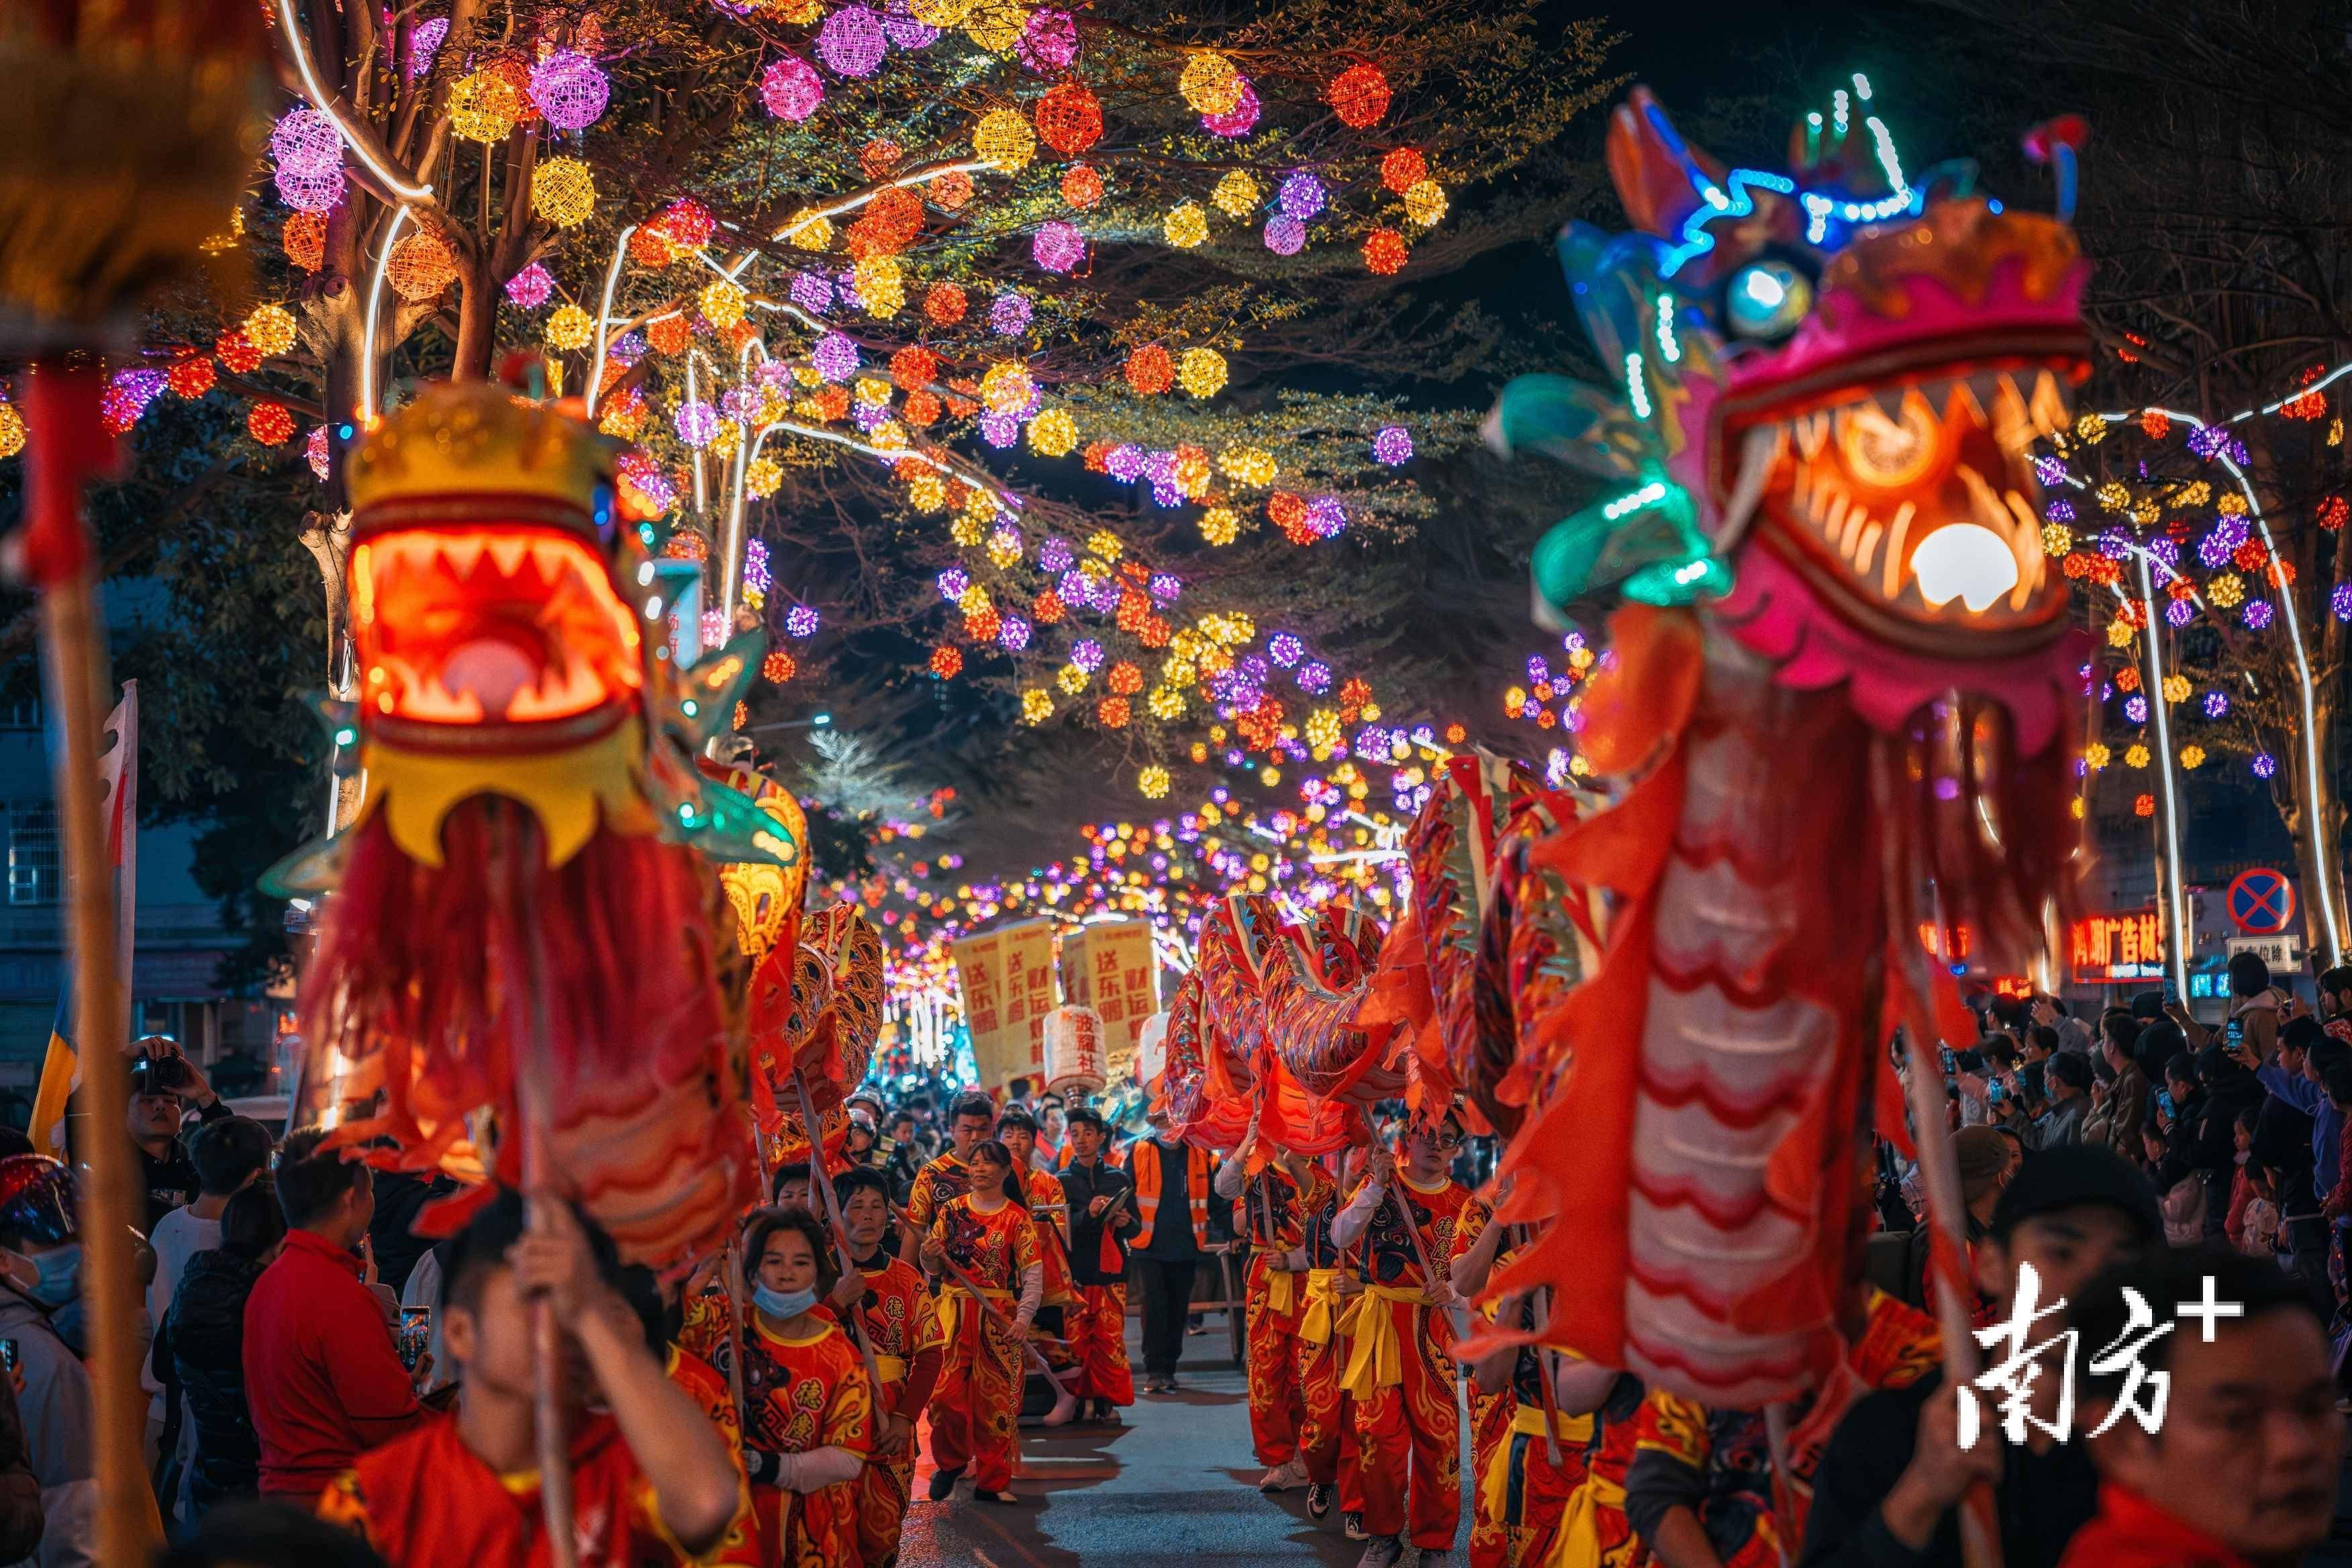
[1128,1138,1211,1251]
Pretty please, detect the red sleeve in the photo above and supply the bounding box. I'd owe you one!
[897,1343,944,1419]
[327,1283,428,1445]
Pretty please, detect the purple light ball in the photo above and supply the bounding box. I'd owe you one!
[675,401,720,447]
[529,49,609,132]
[762,55,826,120]
[2202,691,2230,719]
[1016,8,1079,72]
[1034,222,1087,274]
[406,17,448,79]
[882,0,940,49]
[1306,496,1347,538]
[274,160,346,213]
[2165,598,2195,628]
[1263,215,1306,255]
[789,270,835,313]
[2124,694,2149,724]
[271,109,342,175]
[1372,424,1414,466]
[997,614,1032,651]
[785,605,821,638]
[1297,661,1332,694]
[1148,572,1181,603]
[1072,639,1105,673]
[980,410,1019,447]
[2244,599,2275,629]
[812,332,859,382]
[1105,444,1145,481]
[504,262,554,309]
[1039,537,1073,573]
[938,568,970,601]
[1278,171,1327,220]
[817,5,887,77]
[990,292,1034,336]
[2253,752,2278,778]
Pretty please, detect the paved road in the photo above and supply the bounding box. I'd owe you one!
[896,1324,1455,1567]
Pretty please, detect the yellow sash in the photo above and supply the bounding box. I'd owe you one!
[942,1285,1016,1344]
[1298,1269,1344,1346]
[1475,1403,1597,1527]
[872,1352,910,1384]
[1550,1471,1626,1568]
[1263,1265,1300,1320]
[1338,1283,1424,1398]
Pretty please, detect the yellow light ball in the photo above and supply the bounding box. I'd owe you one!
[974,108,1037,173]
[1165,203,1209,249]
[1022,689,1053,725]
[699,279,747,329]
[2179,744,2206,769]
[1179,52,1244,115]
[0,403,22,459]
[853,256,905,318]
[1178,347,1227,399]
[1402,179,1448,228]
[1148,687,1185,720]
[244,303,297,358]
[746,456,783,498]
[1138,765,1171,799]
[964,0,1028,52]
[2124,743,2151,769]
[532,156,597,228]
[1086,530,1122,562]
[2105,618,2136,648]
[948,513,986,546]
[2160,673,2190,704]
[710,422,742,460]
[784,209,832,250]
[1212,170,1259,218]
[1199,506,1239,546]
[910,472,950,512]
[1218,446,1275,487]
[1028,407,1079,456]
[451,70,522,144]
[2041,522,2073,556]
[2084,742,2111,769]
[981,360,1033,414]
[545,303,595,351]
[1057,663,1089,695]
[909,0,971,22]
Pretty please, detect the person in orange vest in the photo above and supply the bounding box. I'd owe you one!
[1330,1111,1475,1568]
[1124,1110,1214,1394]
[1213,1108,1334,1492]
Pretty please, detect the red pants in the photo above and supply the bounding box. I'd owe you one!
[1246,1257,1307,1465]
[1349,1294,1461,1551]
[927,1291,1022,1491]
[1467,1390,1511,1568]
[1472,1418,1589,1568]
[1067,1283,1134,1405]
[1295,1276,1363,1512]
[854,1432,916,1568]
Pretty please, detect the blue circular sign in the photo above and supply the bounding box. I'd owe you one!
[2227,869,2296,936]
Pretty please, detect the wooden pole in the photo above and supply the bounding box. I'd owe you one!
[38,571,151,1567]
[789,1070,885,1394]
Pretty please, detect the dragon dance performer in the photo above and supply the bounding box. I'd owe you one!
[999,1107,1082,1422]
[1214,1113,1336,1491]
[622,1268,763,1568]
[1331,1112,1477,1567]
[920,1139,1045,1504]
[833,1169,945,1568]
[1295,1146,1369,1532]
[1058,1108,1138,1418]
[905,1094,997,1240]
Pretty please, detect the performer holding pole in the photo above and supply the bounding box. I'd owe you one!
[830,1169,944,1568]
[1294,1145,1369,1533]
[997,1106,1082,1424]
[918,1138,1045,1504]
[1214,1107,1332,1493]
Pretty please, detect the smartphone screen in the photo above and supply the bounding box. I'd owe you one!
[397,1306,431,1373]
[1939,1045,1957,1077]
[0,1340,18,1375]
[2157,1089,2175,1120]
[1986,1079,2006,1106]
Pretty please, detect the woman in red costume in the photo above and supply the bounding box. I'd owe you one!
[920,1139,1044,1504]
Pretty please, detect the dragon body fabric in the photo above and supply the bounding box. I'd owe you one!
[1485,89,2090,1407]
[279,381,800,1273]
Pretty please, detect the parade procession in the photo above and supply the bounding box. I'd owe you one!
[7,0,2352,1565]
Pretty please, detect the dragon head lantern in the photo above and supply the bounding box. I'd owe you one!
[1483,85,2092,1408]
[273,379,797,1271]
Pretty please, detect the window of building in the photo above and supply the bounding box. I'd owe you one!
[7,803,59,906]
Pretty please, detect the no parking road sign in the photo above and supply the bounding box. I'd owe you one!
[2226,868,2298,937]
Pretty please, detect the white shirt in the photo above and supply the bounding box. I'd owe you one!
[143,1207,220,1412]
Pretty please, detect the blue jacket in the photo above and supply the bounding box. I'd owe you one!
[2259,1062,2341,1204]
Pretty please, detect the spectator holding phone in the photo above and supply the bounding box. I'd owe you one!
[127,1038,232,1235]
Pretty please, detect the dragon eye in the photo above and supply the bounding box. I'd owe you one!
[1722,260,1812,342]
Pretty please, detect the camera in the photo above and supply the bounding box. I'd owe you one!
[128,1051,191,1099]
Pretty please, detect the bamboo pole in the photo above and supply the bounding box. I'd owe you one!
[38,569,151,1568]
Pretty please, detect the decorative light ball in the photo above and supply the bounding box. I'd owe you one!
[1362,229,1408,275]
[2253,752,2278,778]
[1263,215,1306,255]
[1379,147,1428,194]
[963,0,1027,53]
[505,262,554,308]
[1126,344,1174,395]
[274,160,346,213]
[283,211,327,271]
[545,304,595,350]
[709,421,743,460]
[1029,407,1079,455]
[989,291,1034,336]
[1072,638,1105,672]
[1199,505,1240,545]
[928,168,975,211]
[812,333,861,382]
[930,644,964,679]
[215,329,262,374]
[1178,348,1226,398]
[1372,425,1412,465]
[1138,765,1171,799]
[1326,62,1391,128]
[980,360,1034,413]
[1097,696,1132,728]
[1022,689,1054,724]
[1034,80,1102,156]
[304,424,330,479]
[2244,598,2275,629]
[1055,167,1105,215]
[531,156,597,228]
[247,401,296,446]
[271,108,342,175]
[1016,7,1078,69]
[818,5,888,76]
[166,356,215,399]
[2159,673,2190,705]
[854,256,905,317]
[781,209,832,250]
[2132,793,2155,818]
[0,403,23,459]
[450,69,523,143]
[2179,744,2206,770]
[528,48,609,130]
[1219,446,1275,486]
[1202,80,1260,137]
[646,314,693,356]
[387,229,459,301]
[924,281,969,324]
[244,303,298,358]
[1164,203,1209,248]
[761,649,798,685]
[785,605,821,638]
[1033,222,1086,273]
[2083,742,2110,770]
[1210,170,1259,219]
[1279,171,1328,221]
[760,54,826,121]
[675,401,720,448]
[1178,51,1244,115]
[975,108,1038,171]
[1402,179,1448,228]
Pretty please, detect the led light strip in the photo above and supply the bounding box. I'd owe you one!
[2130,558,2192,997]
[275,0,435,200]
[358,206,413,419]
[584,224,637,417]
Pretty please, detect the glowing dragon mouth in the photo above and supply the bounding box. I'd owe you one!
[1720,356,2080,648]
[351,526,644,730]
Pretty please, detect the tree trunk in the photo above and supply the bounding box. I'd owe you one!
[452,264,497,382]
[2294,685,2348,969]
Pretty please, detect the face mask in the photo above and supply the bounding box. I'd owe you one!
[28,1244,79,1307]
[0,1251,37,1297]
[753,1284,818,1321]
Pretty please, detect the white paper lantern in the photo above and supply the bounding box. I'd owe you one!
[1134,1011,1169,1088]
[1042,1005,1107,1097]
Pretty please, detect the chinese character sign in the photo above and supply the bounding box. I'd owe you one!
[2067,909,2167,984]
[1060,920,1159,1087]
[953,920,1057,1093]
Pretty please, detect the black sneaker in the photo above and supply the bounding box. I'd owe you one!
[1343,1510,1367,1541]
[977,1488,1020,1504]
[1306,1483,1334,1520]
[926,1467,963,1501]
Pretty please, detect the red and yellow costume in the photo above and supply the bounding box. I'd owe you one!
[1013,1165,1079,1380]
[847,1251,945,1568]
[924,1195,1042,1493]
[1344,1171,1475,1551]
[666,1344,761,1567]
[1059,1154,1138,1407]
[319,1411,754,1567]
[738,1314,875,1568]
[904,1150,972,1238]
[1235,1161,1335,1467]
[1295,1161,1364,1515]
[1564,1371,1652,1568]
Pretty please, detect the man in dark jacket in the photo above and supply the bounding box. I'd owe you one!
[162,1183,288,1517]
[1058,1109,1138,1420]
[1798,1146,2161,1568]
[126,1043,233,1234]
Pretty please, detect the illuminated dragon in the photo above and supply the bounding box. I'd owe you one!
[1482,83,2090,1406]
[271,377,801,1271]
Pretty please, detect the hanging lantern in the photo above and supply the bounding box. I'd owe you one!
[387,229,459,301]
[531,157,597,228]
